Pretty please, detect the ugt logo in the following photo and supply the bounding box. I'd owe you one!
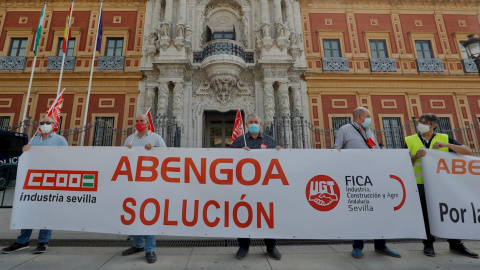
[305,175,340,211]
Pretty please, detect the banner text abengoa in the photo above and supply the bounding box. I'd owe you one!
[111,155,290,229]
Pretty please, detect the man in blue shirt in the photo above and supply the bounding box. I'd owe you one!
[121,114,166,264]
[2,116,68,255]
[231,114,282,260]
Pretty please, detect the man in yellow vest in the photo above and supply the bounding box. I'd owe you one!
[405,113,478,258]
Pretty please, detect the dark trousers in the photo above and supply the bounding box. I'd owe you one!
[417,184,461,246]
[238,238,276,250]
[352,239,387,250]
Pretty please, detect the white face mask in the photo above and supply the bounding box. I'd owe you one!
[417,123,430,134]
[40,123,53,134]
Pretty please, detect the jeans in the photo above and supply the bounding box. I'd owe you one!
[17,229,52,244]
[417,184,461,247]
[133,235,156,252]
[238,238,276,250]
[352,239,387,250]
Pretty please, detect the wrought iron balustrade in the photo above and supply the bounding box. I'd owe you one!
[193,40,254,64]
[97,56,125,70]
[416,58,444,73]
[47,56,76,70]
[322,57,349,71]
[462,59,479,73]
[0,56,27,70]
[370,58,397,72]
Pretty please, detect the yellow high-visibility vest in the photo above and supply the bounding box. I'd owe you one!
[405,133,449,184]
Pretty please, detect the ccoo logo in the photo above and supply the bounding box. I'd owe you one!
[305,175,340,211]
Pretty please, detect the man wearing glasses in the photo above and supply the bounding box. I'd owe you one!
[2,116,68,255]
[405,113,478,258]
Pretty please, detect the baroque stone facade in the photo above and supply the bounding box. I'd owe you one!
[139,0,309,147]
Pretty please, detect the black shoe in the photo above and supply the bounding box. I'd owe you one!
[423,244,435,257]
[267,246,282,260]
[236,247,248,260]
[1,242,29,254]
[450,244,479,258]
[146,251,157,263]
[33,243,48,254]
[122,246,144,256]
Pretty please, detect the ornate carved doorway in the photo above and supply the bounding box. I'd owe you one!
[204,111,237,148]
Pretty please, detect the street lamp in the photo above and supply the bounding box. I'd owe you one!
[461,34,480,75]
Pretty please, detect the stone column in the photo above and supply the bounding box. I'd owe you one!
[278,82,290,116]
[284,0,295,31]
[153,0,161,23]
[172,82,184,126]
[177,0,187,24]
[157,82,169,117]
[261,0,269,23]
[273,0,283,24]
[263,81,275,125]
[164,0,173,23]
[290,86,301,113]
[145,86,156,112]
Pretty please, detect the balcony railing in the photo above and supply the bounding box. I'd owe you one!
[97,56,125,70]
[462,59,479,73]
[370,58,397,72]
[47,56,76,70]
[0,56,27,70]
[322,57,349,71]
[416,58,444,73]
[193,40,254,64]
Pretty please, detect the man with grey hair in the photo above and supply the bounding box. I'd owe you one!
[122,113,166,263]
[334,107,401,259]
[231,113,282,260]
[2,115,68,255]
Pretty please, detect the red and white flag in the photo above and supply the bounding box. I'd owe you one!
[45,89,65,132]
[146,108,155,132]
[231,110,244,143]
[62,1,74,53]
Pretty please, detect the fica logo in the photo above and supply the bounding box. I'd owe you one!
[23,170,98,192]
[305,175,340,212]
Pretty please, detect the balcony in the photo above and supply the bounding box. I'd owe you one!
[97,56,125,70]
[416,58,444,73]
[370,58,397,72]
[0,56,27,70]
[462,59,479,73]
[193,40,254,64]
[322,57,349,71]
[47,56,76,70]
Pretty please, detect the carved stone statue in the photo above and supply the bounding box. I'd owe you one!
[261,23,271,39]
[176,23,186,39]
[159,21,171,39]
[275,22,289,39]
[184,24,192,42]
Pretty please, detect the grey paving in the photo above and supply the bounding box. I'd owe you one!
[1,209,479,270]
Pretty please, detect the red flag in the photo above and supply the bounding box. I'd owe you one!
[146,108,155,132]
[45,89,65,132]
[231,110,244,143]
[62,1,74,53]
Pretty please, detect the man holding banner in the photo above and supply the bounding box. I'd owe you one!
[405,113,478,258]
[2,116,68,255]
[231,113,282,260]
[122,114,166,263]
[334,107,401,259]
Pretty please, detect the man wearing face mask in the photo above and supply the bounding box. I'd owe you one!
[122,113,166,263]
[405,113,478,258]
[334,107,401,259]
[2,116,68,255]
[230,113,282,260]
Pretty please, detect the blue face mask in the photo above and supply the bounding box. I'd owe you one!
[362,117,372,129]
[248,124,259,134]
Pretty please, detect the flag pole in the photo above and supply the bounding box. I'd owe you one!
[80,0,103,146]
[29,88,65,145]
[242,110,247,148]
[57,0,75,96]
[21,2,48,134]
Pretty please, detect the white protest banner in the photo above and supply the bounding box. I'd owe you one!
[422,149,480,240]
[12,147,425,239]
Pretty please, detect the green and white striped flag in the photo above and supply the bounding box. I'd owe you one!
[82,174,96,188]
[34,3,47,56]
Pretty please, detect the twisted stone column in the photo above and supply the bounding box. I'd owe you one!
[172,82,184,126]
[145,86,156,112]
[278,82,290,117]
[156,82,169,117]
[263,82,275,125]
